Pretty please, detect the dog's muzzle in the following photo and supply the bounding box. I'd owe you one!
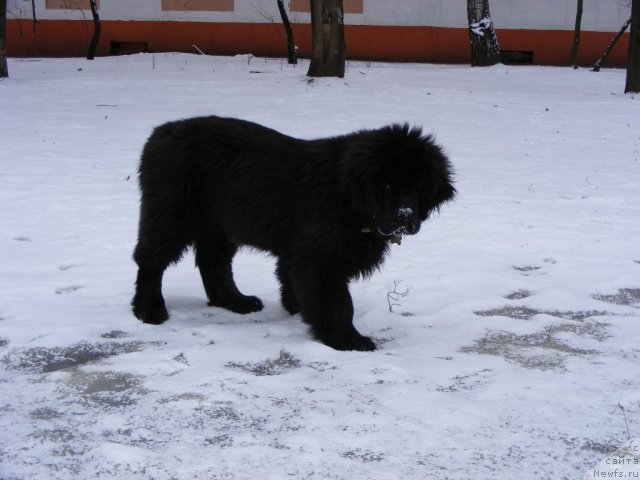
[377,207,421,237]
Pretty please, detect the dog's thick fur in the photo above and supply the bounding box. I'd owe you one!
[132,116,455,351]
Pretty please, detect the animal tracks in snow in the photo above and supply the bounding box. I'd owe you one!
[512,258,557,276]
[55,285,83,295]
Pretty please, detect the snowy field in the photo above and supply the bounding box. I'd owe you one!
[1,54,639,480]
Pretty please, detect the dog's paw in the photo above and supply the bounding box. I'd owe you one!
[209,295,264,314]
[323,333,377,352]
[132,297,169,325]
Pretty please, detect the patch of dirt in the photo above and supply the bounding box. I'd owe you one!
[582,439,622,455]
[512,265,542,273]
[29,407,65,420]
[226,350,301,376]
[55,286,82,295]
[593,288,640,306]
[341,449,385,463]
[551,321,612,341]
[204,434,234,448]
[158,392,207,404]
[474,306,540,320]
[504,289,534,300]
[436,368,493,393]
[460,321,608,371]
[100,330,131,339]
[474,306,610,322]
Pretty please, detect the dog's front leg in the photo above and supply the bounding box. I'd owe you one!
[291,258,376,351]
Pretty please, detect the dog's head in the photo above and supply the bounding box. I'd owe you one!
[341,124,455,239]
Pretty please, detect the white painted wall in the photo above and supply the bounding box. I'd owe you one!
[490,0,631,32]
[6,0,632,31]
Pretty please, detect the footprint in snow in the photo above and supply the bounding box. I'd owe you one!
[55,286,82,295]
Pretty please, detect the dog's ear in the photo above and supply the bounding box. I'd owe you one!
[418,136,455,220]
[434,177,456,207]
[420,177,456,221]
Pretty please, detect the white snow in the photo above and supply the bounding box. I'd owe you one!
[1,54,639,480]
[397,207,414,217]
[470,17,492,36]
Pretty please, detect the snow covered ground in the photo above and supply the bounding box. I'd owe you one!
[1,54,639,480]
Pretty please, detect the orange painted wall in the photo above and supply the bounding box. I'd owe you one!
[6,19,629,67]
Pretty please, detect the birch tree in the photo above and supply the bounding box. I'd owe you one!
[467,0,501,67]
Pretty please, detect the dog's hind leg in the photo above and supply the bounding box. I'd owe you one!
[276,257,300,315]
[132,265,169,325]
[195,232,264,314]
[132,205,192,325]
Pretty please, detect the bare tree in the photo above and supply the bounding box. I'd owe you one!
[30,0,36,33]
[467,0,501,66]
[86,0,101,60]
[0,0,7,78]
[592,16,631,71]
[307,0,345,78]
[570,0,583,68]
[625,0,640,92]
[277,0,297,64]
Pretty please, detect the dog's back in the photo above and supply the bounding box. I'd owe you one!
[137,116,321,255]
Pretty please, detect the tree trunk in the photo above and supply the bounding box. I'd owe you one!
[467,0,500,67]
[277,0,297,65]
[307,0,345,78]
[592,17,631,72]
[0,0,7,78]
[625,0,640,93]
[86,0,101,60]
[569,0,583,68]
[31,0,37,33]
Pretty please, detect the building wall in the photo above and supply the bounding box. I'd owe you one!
[6,0,632,66]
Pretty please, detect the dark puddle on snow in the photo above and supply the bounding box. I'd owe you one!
[67,370,146,408]
[1,341,146,373]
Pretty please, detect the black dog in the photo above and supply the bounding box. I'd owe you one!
[132,117,455,351]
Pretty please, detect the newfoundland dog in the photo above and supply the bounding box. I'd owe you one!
[132,116,455,351]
